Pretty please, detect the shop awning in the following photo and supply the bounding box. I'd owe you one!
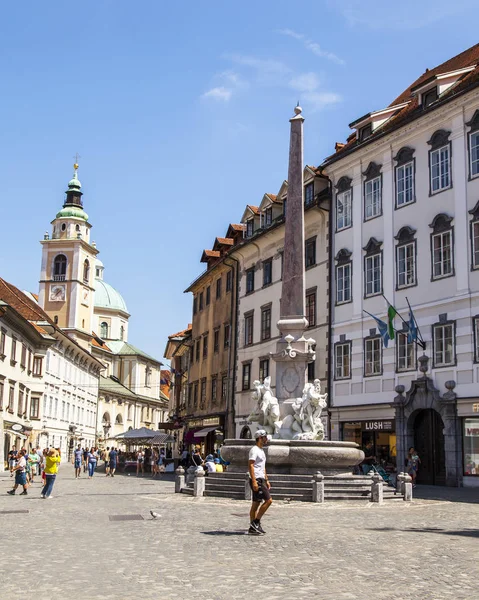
[5,429,28,440]
[148,433,176,445]
[195,426,218,438]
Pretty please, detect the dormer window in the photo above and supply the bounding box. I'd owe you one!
[305,183,314,206]
[423,87,438,107]
[265,207,273,226]
[246,219,254,237]
[359,124,372,142]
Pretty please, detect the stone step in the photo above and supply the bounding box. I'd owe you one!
[205,483,244,493]
[204,490,244,499]
[207,473,245,480]
[180,487,194,495]
[270,492,312,501]
[324,494,371,500]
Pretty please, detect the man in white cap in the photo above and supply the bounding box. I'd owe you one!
[248,429,272,535]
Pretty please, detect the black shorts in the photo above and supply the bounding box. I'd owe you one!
[250,478,271,503]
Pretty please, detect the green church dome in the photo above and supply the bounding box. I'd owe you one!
[94,279,129,314]
[56,206,89,221]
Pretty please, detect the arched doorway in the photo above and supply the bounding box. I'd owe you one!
[240,426,252,439]
[412,409,446,485]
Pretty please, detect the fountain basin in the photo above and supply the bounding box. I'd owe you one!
[221,438,364,476]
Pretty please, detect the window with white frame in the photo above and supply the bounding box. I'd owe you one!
[244,313,254,346]
[397,243,415,288]
[305,182,314,206]
[474,317,479,362]
[472,219,479,269]
[363,239,383,297]
[364,337,381,376]
[336,260,351,304]
[428,130,452,193]
[335,176,352,231]
[467,111,479,179]
[433,322,455,367]
[394,147,415,207]
[395,226,417,289]
[336,190,352,230]
[363,162,382,221]
[364,177,381,219]
[430,214,454,280]
[470,131,479,178]
[259,358,269,382]
[335,342,351,379]
[396,332,416,371]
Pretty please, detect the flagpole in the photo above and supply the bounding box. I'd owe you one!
[381,293,409,329]
[405,297,426,350]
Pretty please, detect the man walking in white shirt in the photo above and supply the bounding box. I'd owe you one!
[248,430,272,535]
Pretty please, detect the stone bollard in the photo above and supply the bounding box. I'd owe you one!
[403,473,413,502]
[244,473,252,501]
[370,472,383,504]
[312,471,325,503]
[175,466,185,494]
[397,472,405,495]
[186,465,196,485]
[194,467,205,497]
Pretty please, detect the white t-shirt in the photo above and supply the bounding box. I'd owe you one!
[249,445,266,479]
[17,456,26,472]
[205,461,216,473]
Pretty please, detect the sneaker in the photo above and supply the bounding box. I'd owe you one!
[46,495,53,499]
[41,494,45,498]
[248,525,262,536]
[254,520,266,534]
[20,491,28,495]
[7,490,15,495]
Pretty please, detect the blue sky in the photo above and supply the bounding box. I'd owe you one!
[1,1,477,364]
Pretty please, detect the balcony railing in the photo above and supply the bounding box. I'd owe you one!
[53,275,66,282]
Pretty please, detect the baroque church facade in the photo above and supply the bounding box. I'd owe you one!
[1,164,168,467]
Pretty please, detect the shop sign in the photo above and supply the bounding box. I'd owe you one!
[363,421,393,431]
[473,403,479,413]
[465,426,479,437]
[188,417,221,428]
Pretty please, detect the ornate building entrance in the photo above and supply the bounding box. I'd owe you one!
[413,409,446,485]
[393,355,461,487]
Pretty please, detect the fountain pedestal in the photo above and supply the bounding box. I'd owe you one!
[221,438,364,476]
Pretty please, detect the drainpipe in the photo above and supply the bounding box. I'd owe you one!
[223,255,239,440]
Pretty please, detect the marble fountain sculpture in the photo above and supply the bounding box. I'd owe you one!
[221,106,364,475]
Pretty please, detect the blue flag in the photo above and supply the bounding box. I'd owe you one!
[364,311,390,348]
[407,308,418,344]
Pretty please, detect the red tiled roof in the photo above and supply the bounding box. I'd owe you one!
[247,205,259,215]
[0,278,52,323]
[31,292,39,301]
[168,324,192,339]
[30,322,49,335]
[215,237,234,246]
[325,43,479,164]
[229,223,246,231]
[200,249,221,263]
[91,332,111,351]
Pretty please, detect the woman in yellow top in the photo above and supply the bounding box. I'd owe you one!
[41,449,61,499]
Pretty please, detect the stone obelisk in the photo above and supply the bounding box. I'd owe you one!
[274,105,315,410]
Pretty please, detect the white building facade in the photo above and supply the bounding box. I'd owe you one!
[231,168,331,438]
[324,46,479,487]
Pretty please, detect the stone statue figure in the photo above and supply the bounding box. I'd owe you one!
[249,377,327,440]
[248,377,280,435]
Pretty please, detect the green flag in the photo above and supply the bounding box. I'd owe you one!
[387,305,397,340]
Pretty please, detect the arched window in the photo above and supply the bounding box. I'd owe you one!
[53,255,67,281]
[115,414,123,425]
[76,224,80,232]
[240,426,252,439]
[102,412,111,425]
[100,322,108,339]
[83,259,90,283]
[120,325,124,341]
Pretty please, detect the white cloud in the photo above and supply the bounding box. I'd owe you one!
[333,0,476,30]
[225,54,291,85]
[303,91,342,112]
[277,29,345,65]
[289,72,321,93]
[201,86,232,102]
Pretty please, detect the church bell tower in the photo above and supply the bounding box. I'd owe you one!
[38,162,99,348]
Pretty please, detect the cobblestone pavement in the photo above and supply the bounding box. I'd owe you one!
[0,469,477,600]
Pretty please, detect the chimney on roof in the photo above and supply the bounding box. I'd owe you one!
[335,142,346,152]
